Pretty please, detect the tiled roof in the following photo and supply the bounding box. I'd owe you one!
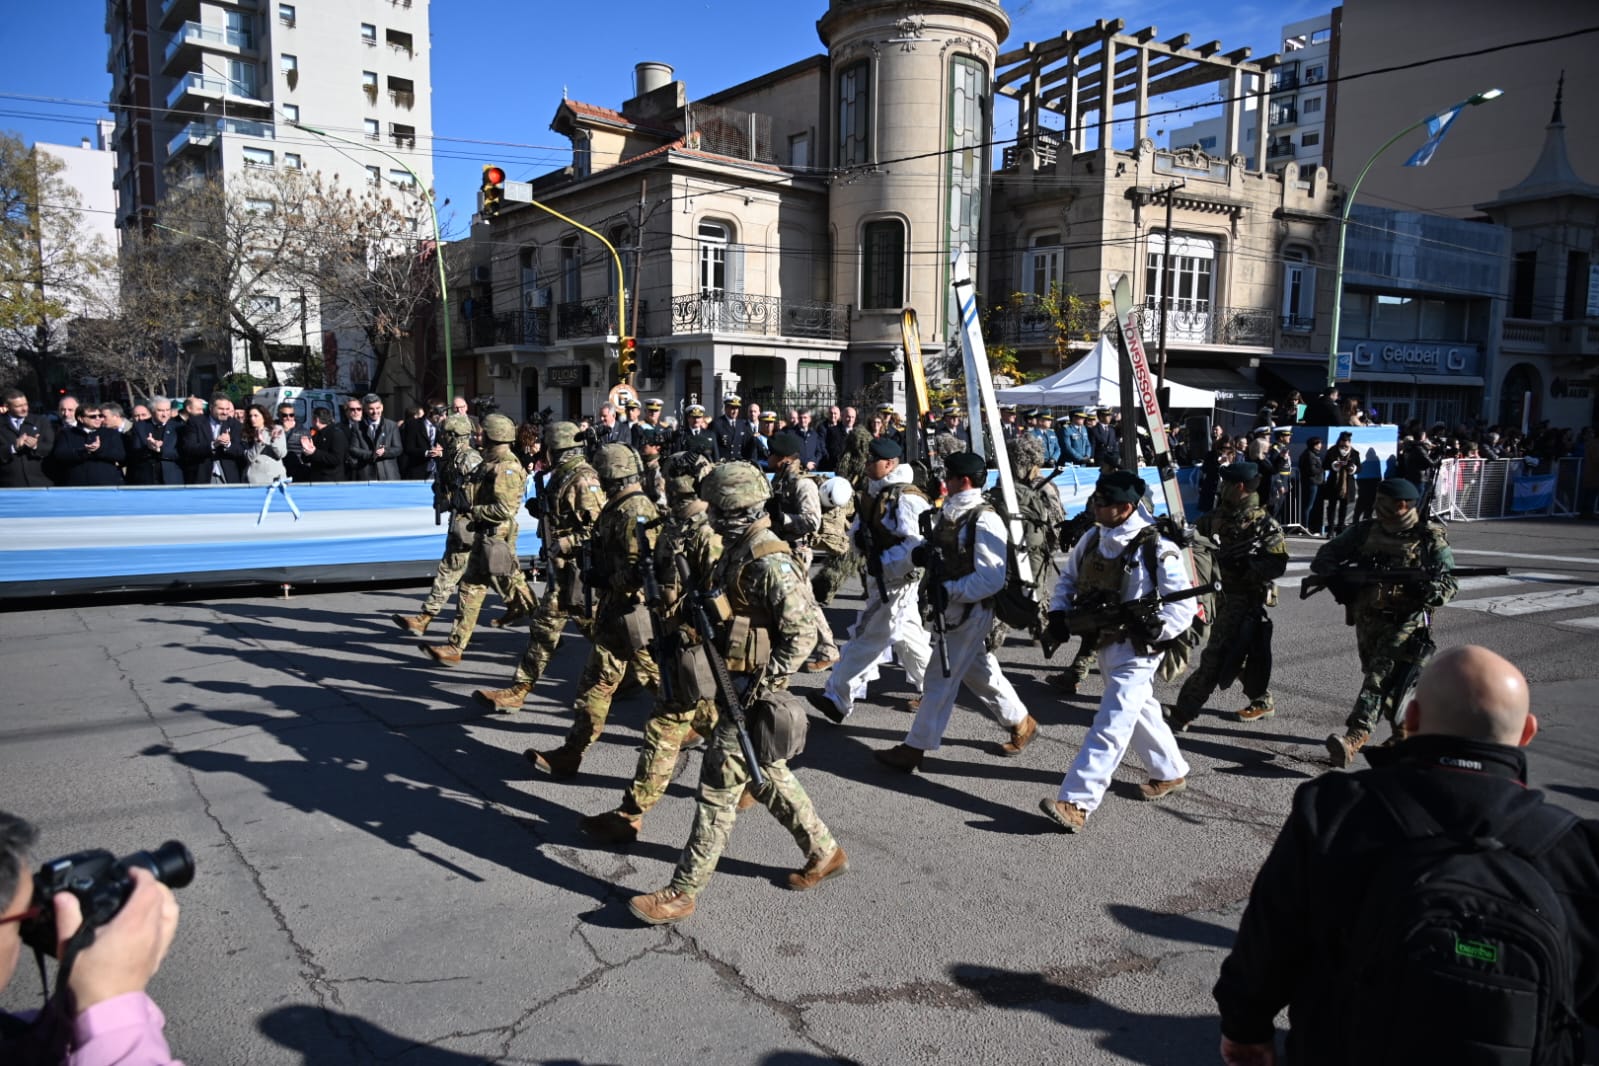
[557,99,678,137]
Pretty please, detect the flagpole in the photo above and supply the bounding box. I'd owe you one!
[1324,89,1503,389]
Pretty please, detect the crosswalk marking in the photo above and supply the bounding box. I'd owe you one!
[1562,617,1599,630]
[1448,585,1599,617]
[1276,570,1574,595]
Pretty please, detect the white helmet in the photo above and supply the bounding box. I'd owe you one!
[820,476,853,511]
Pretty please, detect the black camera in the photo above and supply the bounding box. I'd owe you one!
[19,841,195,957]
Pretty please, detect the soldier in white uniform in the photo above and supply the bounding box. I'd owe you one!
[806,437,932,722]
[1040,470,1197,833]
[875,451,1037,771]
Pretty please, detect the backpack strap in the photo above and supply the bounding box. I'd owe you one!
[1368,776,1580,858]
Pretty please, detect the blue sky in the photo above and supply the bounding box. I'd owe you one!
[1,0,1328,238]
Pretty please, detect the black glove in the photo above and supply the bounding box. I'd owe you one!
[910,544,931,569]
[1129,610,1165,645]
[1046,610,1071,643]
[524,496,543,518]
[865,553,884,576]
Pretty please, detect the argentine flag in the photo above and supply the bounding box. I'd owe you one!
[1403,107,1461,168]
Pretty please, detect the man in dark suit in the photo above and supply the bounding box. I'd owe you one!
[178,392,246,484]
[351,393,403,480]
[51,403,126,486]
[298,407,349,482]
[400,403,445,480]
[0,388,55,487]
[711,394,756,462]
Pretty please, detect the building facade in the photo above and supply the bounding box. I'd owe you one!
[1263,11,1336,174]
[34,121,120,320]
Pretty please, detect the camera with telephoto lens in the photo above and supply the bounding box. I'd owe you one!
[18,841,195,957]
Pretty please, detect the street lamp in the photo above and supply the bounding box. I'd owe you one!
[290,121,455,400]
[1325,88,1504,388]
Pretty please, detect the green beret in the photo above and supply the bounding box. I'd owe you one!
[945,451,985,480]
[767,432,801,458]
[1219,461,1259,483]
[869,437,903,461]
[1094,469,1146,503]
[1378,478,1420,501]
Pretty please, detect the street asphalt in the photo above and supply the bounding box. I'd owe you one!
[2,517,1596,1065]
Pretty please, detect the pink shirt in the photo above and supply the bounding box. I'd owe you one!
[69,993,181,1066]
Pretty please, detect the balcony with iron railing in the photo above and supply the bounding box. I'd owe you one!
[1267,141,1297,159]
[162,20,254,73]
[166,71,267,112]
[665,290,851,341]
[986,303,1104,347]
[1136,303,1277,348]
[1271,72,1299,93]
[1270,106,1299,127]
[167,116,274,158]
[1501,317,1599,357]
[465,310,551,349]
[1281,314,1316,335]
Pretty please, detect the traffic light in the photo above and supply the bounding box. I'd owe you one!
[480,165,505,219]
[618,336,637,379]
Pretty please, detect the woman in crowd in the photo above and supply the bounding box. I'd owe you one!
[242,403,287,485]
[514,420,542,473]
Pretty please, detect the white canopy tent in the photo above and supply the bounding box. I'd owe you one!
[994,335,1216,409]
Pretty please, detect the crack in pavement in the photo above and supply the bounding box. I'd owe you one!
[791,951,1160,1011]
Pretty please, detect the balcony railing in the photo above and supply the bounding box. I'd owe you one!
[667,290,851,341]
[465,311,550,349]
[1501,317,1599,357]
[163,20,253,66]
[557,296,623,340]
[1270,73,1299,93]
[388,90,415,109]
[1270,107,1299,126]
[166,72,263,110]
[166,116,274,157]
[1267,141,1297,159]
[1281,314,1315,334]
[1136,303,1277,348]
[986,303,1104,346]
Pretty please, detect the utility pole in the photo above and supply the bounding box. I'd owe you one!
[1155,179,1185,389]
[630,178,646,391]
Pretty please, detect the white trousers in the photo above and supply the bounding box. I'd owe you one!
[905,604,1027,751]
[824,579,931,716]
[1057,641,1190,813]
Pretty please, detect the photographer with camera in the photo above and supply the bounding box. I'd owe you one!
[1,811,184,1064]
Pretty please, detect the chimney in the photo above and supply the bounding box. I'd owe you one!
[635,62,673,97]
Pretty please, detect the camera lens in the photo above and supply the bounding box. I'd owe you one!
[121,840,196,890]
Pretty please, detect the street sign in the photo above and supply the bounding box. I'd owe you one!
[504,180,533,203]
[1335,351,1353,383]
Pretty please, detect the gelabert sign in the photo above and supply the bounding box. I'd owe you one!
[1351,341,1482,377]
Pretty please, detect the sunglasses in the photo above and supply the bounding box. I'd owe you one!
[81,413,104,419]
[0,904,43,926]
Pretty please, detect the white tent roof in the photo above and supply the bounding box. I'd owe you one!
[994,335,1216,410]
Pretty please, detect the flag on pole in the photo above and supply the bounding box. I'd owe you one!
[1403,107,1462,167]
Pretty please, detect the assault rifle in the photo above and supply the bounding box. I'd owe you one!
[635,517,674,706]
[578,538,595,619]
[1213,531,1274,566]
[856,525,888,601]
[1300,564,1506,603]
[675,555,766,789]
[1058,580,1220,639]
[917,509,952,678]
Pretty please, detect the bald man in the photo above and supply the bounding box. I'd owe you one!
[1214,645,1599,1066]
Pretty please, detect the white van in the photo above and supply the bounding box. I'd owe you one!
[249,387,353,424]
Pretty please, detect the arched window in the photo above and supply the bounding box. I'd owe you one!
[560,235,581,304]
[837,61,870,167]
[861,219,905,310]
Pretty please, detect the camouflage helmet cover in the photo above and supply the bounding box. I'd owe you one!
[442,414,473,438]
[594,442,642,480]
[481,413,517,443]
[544,420,583,452]
[699,461,772,510]
[1010,430,1044,474]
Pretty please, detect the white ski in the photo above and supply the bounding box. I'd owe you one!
[950,247,1034,589]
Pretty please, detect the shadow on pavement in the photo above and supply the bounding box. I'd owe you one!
[1105,903,1237,950]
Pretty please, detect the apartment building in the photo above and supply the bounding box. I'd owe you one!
[106,0,433,391]
[34,121,121,319]
[1263,11,1336,173]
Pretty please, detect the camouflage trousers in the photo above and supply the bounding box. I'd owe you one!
[446,532,532,651]
[1174,592,1273,716]
[793,545,839,660]
[812,549,863,606]
[557,631,660,756]
[513,581,576,685]
[420,532,472,617]
[1347,614,1431,736]
[670,719,836,899]
[617,697,719,818]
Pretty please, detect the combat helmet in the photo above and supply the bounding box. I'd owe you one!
[544,420,583,453]
[664,450,712,503]
[1010,430,1044,477]
[594,442,642,483]
[699,461,771,511]
[481,413,517,443]
[442,414,473,438]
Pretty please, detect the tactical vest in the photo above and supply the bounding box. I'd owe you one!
[933,506,984,582]
[439,441,480,513]
[866,483,928,551]
[1074,525,1161,648]
[771,468,813,549]
[1352,518,1443,616]
[545,453,603,545]
[711,518,793,674]
[591,488,658,603]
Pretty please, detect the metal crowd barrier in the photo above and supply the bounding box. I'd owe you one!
[1433,456,1585,521]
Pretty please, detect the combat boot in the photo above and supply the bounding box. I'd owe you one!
[1382,723,1410,747]
[874,744,924,773]
[737,785,759,810]
[1039,798,1089,833]
[628,887,695,926]
[1235,702,1276,723]
[787,845,848,891]
[423,643,463,667]
[473,682,532,713]
[1138,776,1187,801]
[393,612,432,636]
[1048,672,1083,695]
[998,714,1038,757]
[489,603,530,628]
[805,690,847,725]
[578,810,641,845]
[1166,705,1199,733]
[1325,730,1370,768]
[901,697,921,714]
[527,746,582,779]
[802,654,839,673]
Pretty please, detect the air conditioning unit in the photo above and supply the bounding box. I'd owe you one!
[472,266,491,284]
[486,361,509,379]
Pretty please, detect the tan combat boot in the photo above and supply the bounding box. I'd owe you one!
[578,810,641,845]
[737,785,759,810]
[1138,776,1188,801]
[787,845,849,891]
[999,714,1038,757]
[1382,723,1410,747]
[1039,798,1089,833]
[1236,702,1276,723]
[1325,730,1370,768]
[628,887,695,925]
[423,643,463,666]
[874,744,924,773]
[490,602,530,628]
[526,746,582,779]
[393,613,432,636]
[473,682,532,713]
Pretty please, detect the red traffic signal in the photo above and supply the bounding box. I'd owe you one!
[480,165,506,218]
[619,337,637,377]
[483,166,505,186]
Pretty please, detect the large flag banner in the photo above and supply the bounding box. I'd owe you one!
[1404,107,1461,167]
[1510,473,1556,512]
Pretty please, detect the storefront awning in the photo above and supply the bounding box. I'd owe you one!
[1166,367,1265,399]
[1350,371,1485,387]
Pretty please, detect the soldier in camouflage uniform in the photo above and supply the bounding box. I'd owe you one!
[811,424,873,605]
[628,462,846,925]
[580,450,721,844]
[766,432,841,671]
[1169,462,1289,730]
[421,414,527,666]
[637,426,667,509]
[393,414,493,635]
[986,432,1061,653]
[472,422,607,711]
[526,443,662,776]
[1312,477,1457,767]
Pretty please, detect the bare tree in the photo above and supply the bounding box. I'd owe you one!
[72,224,194,402]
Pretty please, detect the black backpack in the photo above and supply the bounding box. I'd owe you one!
[1342,783,1582,1066]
